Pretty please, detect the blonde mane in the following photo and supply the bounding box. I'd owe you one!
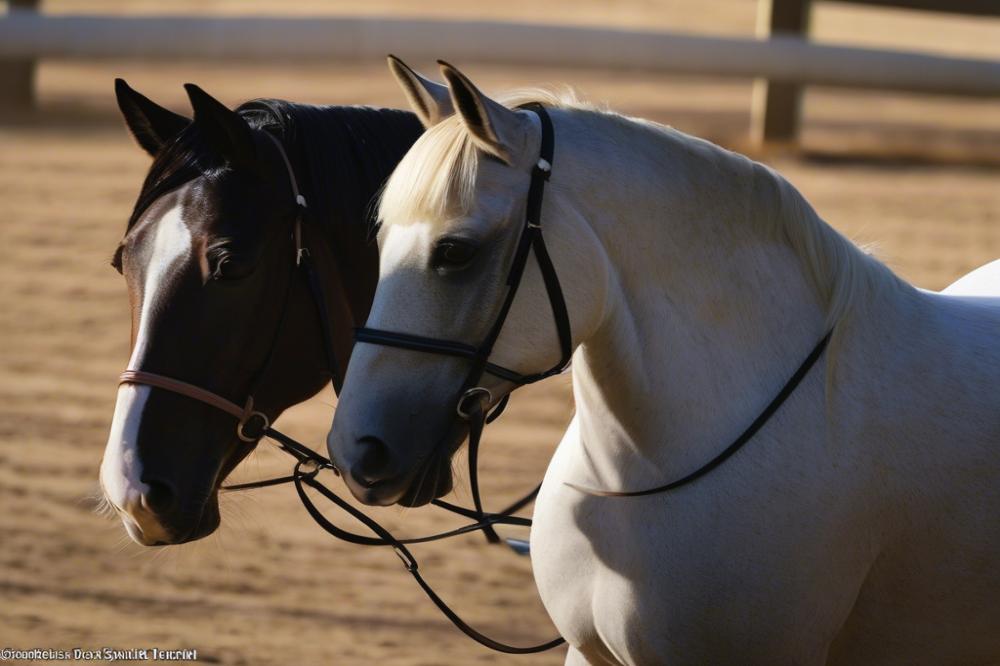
[379,87,900,337]
[751,161,900,334]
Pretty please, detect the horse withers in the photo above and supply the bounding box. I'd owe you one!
[100,80,421,546]
[328,60,1000,664]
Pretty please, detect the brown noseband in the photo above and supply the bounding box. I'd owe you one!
[118,370,269,443]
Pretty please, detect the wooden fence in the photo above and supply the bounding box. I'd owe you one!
[2,0,998,145]
[753,0,1000,143]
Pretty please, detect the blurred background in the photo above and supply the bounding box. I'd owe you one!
[1,1,998,664]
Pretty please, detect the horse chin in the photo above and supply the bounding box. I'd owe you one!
[397,423,471,507]
[398,461,454,507]
[127,494,221,547]
[176,499,221,544]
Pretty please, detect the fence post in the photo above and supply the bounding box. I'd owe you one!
[751,0,812,145]
[1,0,40,114]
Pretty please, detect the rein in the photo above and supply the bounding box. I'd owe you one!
[564,329,832,496]
[118,131,562,655]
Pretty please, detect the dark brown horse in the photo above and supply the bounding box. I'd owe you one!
[100,79,421,546]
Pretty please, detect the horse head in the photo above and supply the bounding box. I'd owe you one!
[100,81,394,545]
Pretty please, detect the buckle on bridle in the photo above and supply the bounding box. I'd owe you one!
[237,410,271,443]
[297,458,325,478]
[456,387,492,420]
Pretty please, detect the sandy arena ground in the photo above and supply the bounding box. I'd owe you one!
[2,2,999,664]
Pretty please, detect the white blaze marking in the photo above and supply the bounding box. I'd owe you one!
[100,383,151,512]
[101,204,191,527]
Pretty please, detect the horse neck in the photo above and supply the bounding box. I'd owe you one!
[553,111,896,488]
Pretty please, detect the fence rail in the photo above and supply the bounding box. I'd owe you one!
[2,9,998,145]
[3,14,1000,93]
[753,0,1000,142]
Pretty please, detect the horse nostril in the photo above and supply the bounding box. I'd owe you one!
[353,435,395,487]
[141,478,178,516]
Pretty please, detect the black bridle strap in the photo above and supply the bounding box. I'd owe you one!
[566,329,833,497]
[465,103,570,386]
[353,329,531,385]
[529,226,573,377]
[354,328,479,358]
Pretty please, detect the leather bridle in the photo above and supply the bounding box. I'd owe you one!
[116,130,565,654]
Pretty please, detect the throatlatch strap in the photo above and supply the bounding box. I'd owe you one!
[262,132,344,395]
[531,232,573,374]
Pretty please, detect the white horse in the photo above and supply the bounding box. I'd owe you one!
[328,59,1000,665]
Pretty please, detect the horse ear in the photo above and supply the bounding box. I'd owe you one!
[114,79,190,157]
[183,83,256,168]
[387,55,454,128]
[438,61,526,165]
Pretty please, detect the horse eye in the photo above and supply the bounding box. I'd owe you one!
[212,256,234,279]
[432,239,477,270]
[208,249,252,281]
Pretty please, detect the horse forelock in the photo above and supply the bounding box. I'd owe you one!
[125,125,222,236]
[117,100,422,266]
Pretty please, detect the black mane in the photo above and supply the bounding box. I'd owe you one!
[124,100,423,243]
[238,100,422,240]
